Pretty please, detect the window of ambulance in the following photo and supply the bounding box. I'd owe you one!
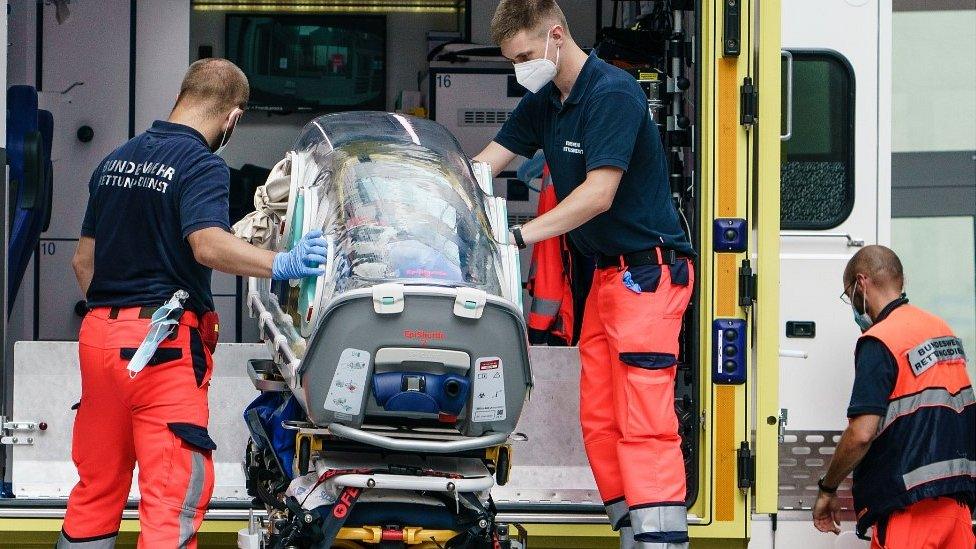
[781,50,856,230]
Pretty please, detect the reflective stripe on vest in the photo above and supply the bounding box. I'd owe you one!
[880,386,976,433]
[903,458,976,490]
[530,297,561,317]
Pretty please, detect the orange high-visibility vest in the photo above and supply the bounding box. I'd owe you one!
[851,303,975,536]
[526,165,574,345]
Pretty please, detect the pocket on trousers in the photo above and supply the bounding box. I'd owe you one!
[168,423,217,452]
[669,259,690,286]
[189,329,213,388]
[620,356,678,439]
[626,265,662,293]
[119,347,183,366]
[620,352,677,370]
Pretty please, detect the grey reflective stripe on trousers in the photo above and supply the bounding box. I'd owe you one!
[630,505,688,535]
[881,386,975,432]
[56,533,117,548]
[530,297,561,316]
[903,458,976,490]
[619,526,636,549]
[606,499,631,530]
[620,527,690,549]
[178,451,206,548]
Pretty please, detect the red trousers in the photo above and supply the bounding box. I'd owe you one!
[871,497,975,549]
[60,307,216,548]
[579,259,694,541]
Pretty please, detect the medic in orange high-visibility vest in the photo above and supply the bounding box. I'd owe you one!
[813,245,975,549]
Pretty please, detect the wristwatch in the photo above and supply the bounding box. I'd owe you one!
[511,225,527,250]
[817,475,838,494]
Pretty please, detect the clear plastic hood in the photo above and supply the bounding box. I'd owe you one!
[284,112,504,307]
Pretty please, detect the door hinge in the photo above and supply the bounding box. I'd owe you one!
[723,0,741,56]
[778,408,789,442]
[737,441,755,490]
[740,77,758,126]
[0,416,45,446]
[738,258,757,306]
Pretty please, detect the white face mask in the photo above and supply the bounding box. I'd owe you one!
[513,28,560,94]
[213,109,242,156]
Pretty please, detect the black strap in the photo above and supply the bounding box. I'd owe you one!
[318,486,363,547]
[512,226,527,250]
[596,247,678,269]
[107,305,157,319]
[875,513,890,546]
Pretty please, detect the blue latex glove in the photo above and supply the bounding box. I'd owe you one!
[272,230,329,280]
[622,271,642,294]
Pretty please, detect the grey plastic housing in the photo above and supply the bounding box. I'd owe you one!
[298,285,531,437]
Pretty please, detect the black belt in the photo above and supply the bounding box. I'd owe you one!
[108,306,157,320]
[106,304,205,319]
[596,248,681,269]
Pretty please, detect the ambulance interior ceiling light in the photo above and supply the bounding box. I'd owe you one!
[192,0,462,14]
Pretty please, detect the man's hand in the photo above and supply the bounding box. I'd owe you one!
[271,230,329,280]
[812,492,841,534]
[810,414,879,535]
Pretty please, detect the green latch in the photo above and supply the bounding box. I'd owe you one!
[382,297,395,305]
[464,300,478,310]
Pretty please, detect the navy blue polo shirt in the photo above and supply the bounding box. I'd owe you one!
[81,121,230,313]
[495,52,694,257]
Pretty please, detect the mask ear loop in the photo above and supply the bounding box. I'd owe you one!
[215,108,243,153]
[543,25,560,66]
[860,281,869,319]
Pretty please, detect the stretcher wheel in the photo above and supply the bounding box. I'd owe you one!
[298,436,311,476]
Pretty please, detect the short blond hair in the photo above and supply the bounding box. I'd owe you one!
[490,0,569,45]
[174,58,250,118]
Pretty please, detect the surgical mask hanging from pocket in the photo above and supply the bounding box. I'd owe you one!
[126,290,188,378]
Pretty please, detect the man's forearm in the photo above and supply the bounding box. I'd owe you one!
[72,237,96,297]
[520,190,603,244]
[75,267,93,297]
[821,427,873,488]
[193,229,277,278]
[519,169,621,245]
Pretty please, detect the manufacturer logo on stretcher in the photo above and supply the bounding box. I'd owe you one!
[403,329,446,346]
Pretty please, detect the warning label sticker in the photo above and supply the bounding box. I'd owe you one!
[473,357,506,423]
[324,348,371,416]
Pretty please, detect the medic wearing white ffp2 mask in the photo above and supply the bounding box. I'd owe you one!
[513,26,560,93]
[475,2,696,548]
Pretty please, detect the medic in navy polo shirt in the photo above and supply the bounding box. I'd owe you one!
[475,3,695,548]
[60,59,325,548]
